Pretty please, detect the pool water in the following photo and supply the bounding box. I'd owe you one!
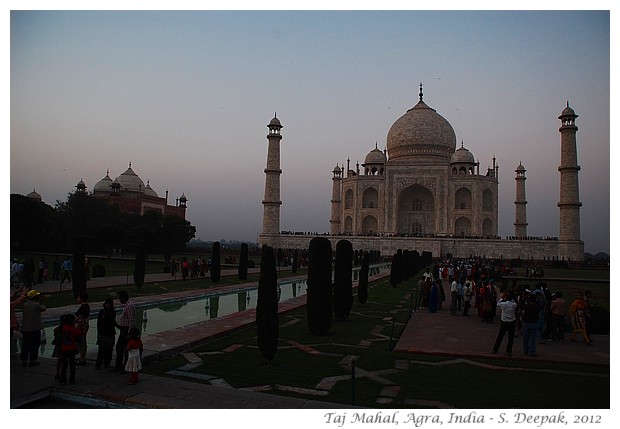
[27,280,308,359]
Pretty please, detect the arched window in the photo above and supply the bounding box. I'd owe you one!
[397,184,435,235]
[455,217,472,236]
[362,216,378,234]
[482,217,493,236]
[482,189,493,211]
[362,187,379,209]
[344,189,354,209]
[455,187,472,210]
[344,216,353,233]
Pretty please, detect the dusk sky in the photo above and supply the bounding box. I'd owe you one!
[8,5,612,255]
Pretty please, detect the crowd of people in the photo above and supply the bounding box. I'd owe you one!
[11,285,143,386]
[416,258,595,357]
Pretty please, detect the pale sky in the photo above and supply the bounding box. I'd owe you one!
[7,4,613,254]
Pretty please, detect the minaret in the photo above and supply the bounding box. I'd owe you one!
[261,114,283,235]
[330,164,343,234]
[513,162,527,238]
[557,102,584,260]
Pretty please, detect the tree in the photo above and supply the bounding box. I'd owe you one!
[211,241,221,283]
[238,243,249,280]
[333,239,353,320]
[307,237,333,335]
[159,215,196,262]
[358,251,369,305]
[257,245,279,364]
[10,194,62,252]
[390,250,402,288]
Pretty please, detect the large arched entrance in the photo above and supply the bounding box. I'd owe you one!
[397,185,435,235]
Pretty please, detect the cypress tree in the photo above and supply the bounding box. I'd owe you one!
[307,237,333,335]
[333,239,354,320]
[211,241,221,283]
[357,251,369,305]
[257,245,279,364]
[238,242,249,280]
[390,250,401,288]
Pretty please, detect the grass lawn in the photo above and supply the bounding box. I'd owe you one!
[144,273,610,409]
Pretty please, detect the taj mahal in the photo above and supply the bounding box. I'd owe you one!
[259,84,584,261]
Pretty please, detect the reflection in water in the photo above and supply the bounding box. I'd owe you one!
[238,291,247,312]
[30,270,398,360]
[209,296,219,319]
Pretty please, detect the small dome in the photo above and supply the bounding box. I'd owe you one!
[144,180,158,197]
[450,144,475,164]
[26,189,42,201]
[516,162,526,172]
[268,116,282,127]
[75,179,87,191]
[93,171,113,193]
[332,164,341,173]
[363,146,387,165]
[116,163,145,193]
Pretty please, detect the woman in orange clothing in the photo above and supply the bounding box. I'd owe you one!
[569,292,590,344]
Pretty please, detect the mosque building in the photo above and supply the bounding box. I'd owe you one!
[27,163,187,220]
[259,85,584,261]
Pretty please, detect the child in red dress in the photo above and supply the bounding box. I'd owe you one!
[125,327,143,385]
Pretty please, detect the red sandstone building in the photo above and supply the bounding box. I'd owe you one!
[76,163,187,218]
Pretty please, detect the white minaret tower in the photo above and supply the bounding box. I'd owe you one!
[261,114,283,236]
[514,162,528,238]
[330,164,342,234]
[557,102,584,260]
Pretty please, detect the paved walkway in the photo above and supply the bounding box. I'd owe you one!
[10,272,609,408]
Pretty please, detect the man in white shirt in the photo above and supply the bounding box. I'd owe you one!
[492,292,518,356]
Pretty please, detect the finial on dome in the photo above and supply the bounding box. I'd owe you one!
[461,140,464,148]
[419,82,423,101]
[566,101,569,108]
[129,161,132,168]
[375,142,378,149]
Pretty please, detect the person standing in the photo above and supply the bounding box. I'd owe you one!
[20,290,46,366]
[10,287,28,351]
[549,292,567,341]
[59,314,82,385]
[462,280,473,316]
[74,292,90,365]
[125,327,143,385]
[59,257,72,289]
[449,279,458,315]
[569,292,590,344]
[95,298,116,369]
[492,292,518,356]
[521,293,542,356]
[53,256,61,281]
[112,290,136,372]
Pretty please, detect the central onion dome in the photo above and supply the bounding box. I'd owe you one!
[386,85,456,163]
[116,162,145,193]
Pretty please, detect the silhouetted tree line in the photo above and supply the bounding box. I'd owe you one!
[10,193,196,261]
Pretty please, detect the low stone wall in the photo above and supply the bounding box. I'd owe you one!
[259,233,583,261]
